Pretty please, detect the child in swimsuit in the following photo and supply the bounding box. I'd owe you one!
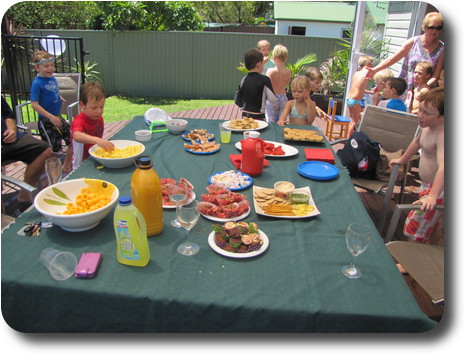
[346,55,374,137]
[389,87,444,243]
[277,76,315,126]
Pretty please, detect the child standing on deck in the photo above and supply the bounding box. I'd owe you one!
[410,61,433,114]
[277,76,315,126]
[378,77,408,112]
[234,49,276,121]
[71,82,114,170]
[371,69,394,106]
[346,55,374,137]
[31,50,73,173]
[257,40,274,74]
[265,44,291,123]
[390,87,444,243]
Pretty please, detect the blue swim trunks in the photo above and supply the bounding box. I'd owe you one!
[346,97,362,107]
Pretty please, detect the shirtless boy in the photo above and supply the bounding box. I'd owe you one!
[265,44,291,122]
[410,61,433,114]
[390,87,444,242]
[346,55,373,136]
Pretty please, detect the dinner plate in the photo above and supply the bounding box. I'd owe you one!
[208,229,269,258]
[297,161,339,180]
[200,207,250,222]
[253,186,321,219]
[184,146,220,155]
[208,171,253,191]
[224,120,268,132]
[182,131,215,142]
[235,140,298,158]
[162,192,196,209]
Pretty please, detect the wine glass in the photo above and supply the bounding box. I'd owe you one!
[341,223,372,279]
[176,200,200,256]
[166,183,189,228]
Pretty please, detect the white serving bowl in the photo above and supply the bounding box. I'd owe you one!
[34,178,119,232]
[166,119,188,135]
[135,129,152,142]
[89,140,145,168]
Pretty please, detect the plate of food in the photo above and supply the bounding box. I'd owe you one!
[208,170,253,191]
[235,140,298,157]
[182,129,214,142]
[225,118,268,132]
[184,140,220,154]
[161,178,195,208]
[253,185,320,219]
[198,184,250,221]
[282,127,324,143]
[208,222,269,258]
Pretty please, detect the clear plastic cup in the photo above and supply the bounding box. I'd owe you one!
[40,248,77,281]
[219,123,231,143]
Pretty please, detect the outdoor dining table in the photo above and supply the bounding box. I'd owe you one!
[1,116,437,333]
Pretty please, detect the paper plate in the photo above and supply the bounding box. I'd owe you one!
[297,161,339,180]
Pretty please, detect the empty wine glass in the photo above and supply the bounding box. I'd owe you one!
[176,200,200,256]
[45,157,62,185]
[166,183,189,228]
[341,223,372,279]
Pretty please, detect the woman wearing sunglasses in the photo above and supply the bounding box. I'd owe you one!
[368,12,444,92]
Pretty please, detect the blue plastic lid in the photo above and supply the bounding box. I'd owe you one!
[119,196,132,205]
[137,156,152,169]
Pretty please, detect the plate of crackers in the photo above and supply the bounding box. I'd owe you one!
[283,128,324,143]
[224,118,268,132]
[184,139,221,154]
[253,186,320,219]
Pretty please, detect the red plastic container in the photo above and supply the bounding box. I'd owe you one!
[240,132,265,176]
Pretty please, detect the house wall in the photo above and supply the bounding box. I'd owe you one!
[275,20,350,38]
[382,1,428,75]
[24,30,341,99]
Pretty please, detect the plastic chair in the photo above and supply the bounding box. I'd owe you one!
[325,97,350,141]
[331,104,419,234]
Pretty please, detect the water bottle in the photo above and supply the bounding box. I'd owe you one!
[113,196,150,267]
[241,131,265,176]
[131,156,163,236]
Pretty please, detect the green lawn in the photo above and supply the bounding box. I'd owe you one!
[6,95,233,123]
[103,96,234,123]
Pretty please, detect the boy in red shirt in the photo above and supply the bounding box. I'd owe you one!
[71,82,114,169]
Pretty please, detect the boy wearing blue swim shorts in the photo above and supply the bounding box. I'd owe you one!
[346,55,374,137]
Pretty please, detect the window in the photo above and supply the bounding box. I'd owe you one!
[289,26,306,36]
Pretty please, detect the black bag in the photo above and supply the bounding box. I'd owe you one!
[337,132,380,179]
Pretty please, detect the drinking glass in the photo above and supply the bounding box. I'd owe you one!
[166,183,189,228]
[45,157,62,185]
[176,200,200,256]
[341,223,372,279]
[219,123,231,143]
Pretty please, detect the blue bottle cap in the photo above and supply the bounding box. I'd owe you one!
[119,196,132,205]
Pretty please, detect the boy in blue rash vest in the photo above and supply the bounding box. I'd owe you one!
[235,49,276,121]
[378,77,408,112]
[30,50,72,173]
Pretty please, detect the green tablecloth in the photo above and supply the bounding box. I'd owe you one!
[1,117,436,332]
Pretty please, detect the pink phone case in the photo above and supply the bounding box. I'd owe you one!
[75,252,102,278]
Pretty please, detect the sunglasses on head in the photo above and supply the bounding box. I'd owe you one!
[36,57,56,65]
[427,25,443,31]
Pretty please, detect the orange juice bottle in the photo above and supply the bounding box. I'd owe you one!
[131,157,164,236]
